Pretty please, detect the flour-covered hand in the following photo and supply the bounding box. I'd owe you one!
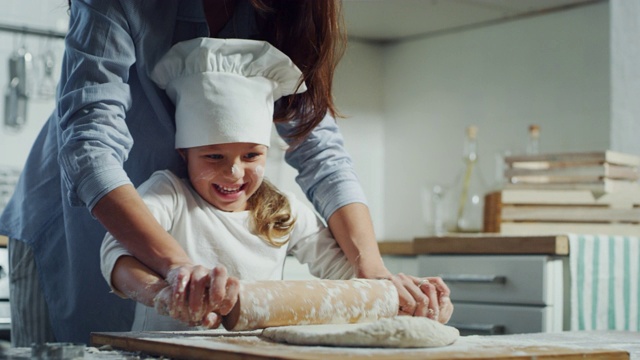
[417,276,453,324]
[203,266,240,328]
[163,264,240,327]
[152,285,173,317]
[390,273,453,324]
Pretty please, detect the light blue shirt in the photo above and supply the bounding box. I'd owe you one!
[0,0,366,343]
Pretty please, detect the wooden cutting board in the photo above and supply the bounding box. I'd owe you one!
[91,330,629,360]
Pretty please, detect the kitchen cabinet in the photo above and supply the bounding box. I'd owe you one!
[382,255,419,276]
[413,235,570,335]
[0,243,10,340]
[419,254,567,335]
[379,240,419,276]
[378,235,571,336]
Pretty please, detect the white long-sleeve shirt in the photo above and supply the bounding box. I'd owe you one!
[100,170,355,330]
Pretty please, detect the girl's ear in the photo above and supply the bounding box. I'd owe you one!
[177,148,187,161]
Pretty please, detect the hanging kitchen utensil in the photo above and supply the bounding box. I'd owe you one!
[4,83,24,130]
[4,36,32,130]
[38,37,57,99]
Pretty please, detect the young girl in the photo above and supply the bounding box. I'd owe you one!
[100,38,356,330]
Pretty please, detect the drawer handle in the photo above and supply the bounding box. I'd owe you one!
[449,323,505,335]
[439,274,506,284]
[0,265,4,280]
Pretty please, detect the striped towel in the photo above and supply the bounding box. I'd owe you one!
[569,234,640,330]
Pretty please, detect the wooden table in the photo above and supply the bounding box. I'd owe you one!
[91,330,636,360]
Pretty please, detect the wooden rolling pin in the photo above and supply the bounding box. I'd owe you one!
[222,279,398,331]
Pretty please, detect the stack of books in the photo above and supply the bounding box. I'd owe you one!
[484,151,640,236]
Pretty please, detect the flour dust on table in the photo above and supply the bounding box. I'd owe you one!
[261,316,459,348]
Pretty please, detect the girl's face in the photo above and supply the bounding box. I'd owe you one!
[182,143,267,212]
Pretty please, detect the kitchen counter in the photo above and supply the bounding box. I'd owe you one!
[415,234,570,255]
[378,234,570,256]
[85,330,638,359]
[3,331,638,359]
[1,330,638,359]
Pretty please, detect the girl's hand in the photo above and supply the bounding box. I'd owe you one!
[202,266,240,328]
[389,273,453,324]
[161,264,240,327]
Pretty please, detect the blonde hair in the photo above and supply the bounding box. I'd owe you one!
[247,179,296,247]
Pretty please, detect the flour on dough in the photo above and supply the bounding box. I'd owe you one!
[261,316,459,348]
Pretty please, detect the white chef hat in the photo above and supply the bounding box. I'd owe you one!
[150,37,307,149]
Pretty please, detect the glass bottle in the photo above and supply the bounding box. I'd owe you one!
[422,183,447,236]
[526,124,540,155]
[453,125,486,233]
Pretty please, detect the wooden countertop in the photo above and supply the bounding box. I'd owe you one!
[379,234,569,256]
[90,330,635,359]
[0,235,7,248]
[377,240,416,255]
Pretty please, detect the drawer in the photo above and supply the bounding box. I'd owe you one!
[448,302,561,335]
[382,255,418,276]
[0,248,7,300]
[0,300,9,330]
[418,255,565,306]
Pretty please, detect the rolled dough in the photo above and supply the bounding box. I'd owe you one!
[261,316,459,348]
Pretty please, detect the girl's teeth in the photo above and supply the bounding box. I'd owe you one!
[217,185,240,194]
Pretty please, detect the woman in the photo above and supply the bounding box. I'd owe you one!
[0,0,452,345]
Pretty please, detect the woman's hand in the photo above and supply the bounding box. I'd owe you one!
[388,274,453,324]
[158,265,240,327]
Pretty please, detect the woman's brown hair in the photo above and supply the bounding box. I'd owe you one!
[251,0,346,145]
[243,0,344,244]
[68,0,346,144]
[247,179,296,247]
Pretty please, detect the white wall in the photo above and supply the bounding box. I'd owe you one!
[0,1,615,243]
[0,0,67,169]
[336,2,610,240]
[333,42,386,236]
[610,0,640,156]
